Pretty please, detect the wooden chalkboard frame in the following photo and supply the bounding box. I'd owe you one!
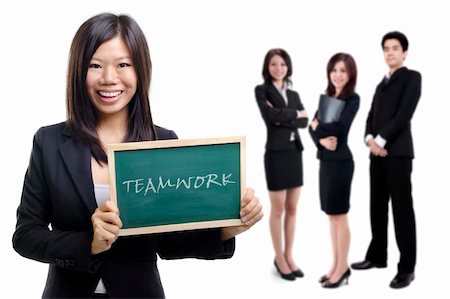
[107,136,245,236]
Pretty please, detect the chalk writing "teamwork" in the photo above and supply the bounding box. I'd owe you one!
[122,173,236,196]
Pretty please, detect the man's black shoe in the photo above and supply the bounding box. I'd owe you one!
[350,260,387,270]
[390,272,415,289]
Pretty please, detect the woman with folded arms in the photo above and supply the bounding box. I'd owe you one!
[255,48,308,281]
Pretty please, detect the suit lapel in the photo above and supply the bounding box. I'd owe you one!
[59,128,97,213]
[286,90,296,109]
[267,84,287,107]
[383,67,407,90]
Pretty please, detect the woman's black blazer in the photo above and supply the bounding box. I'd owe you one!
[309,93,360,160]
[12,122,235,298]
[255,83,308,151]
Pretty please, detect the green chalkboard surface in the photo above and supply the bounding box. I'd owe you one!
[107,137,245,236]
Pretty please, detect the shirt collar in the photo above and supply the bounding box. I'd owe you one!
[273,82,288,93]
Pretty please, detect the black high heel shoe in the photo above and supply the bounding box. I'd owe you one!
[322,268,351,288]
[292,268,304,278]
[318,274,329,283]
[274,260,296,281]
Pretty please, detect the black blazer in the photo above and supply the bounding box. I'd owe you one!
[309,93,360,160]
[365,67,421,158]
[12,122,235,298]
[255,83,308,151]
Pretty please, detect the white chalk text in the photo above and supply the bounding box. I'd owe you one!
[122,173,236,196]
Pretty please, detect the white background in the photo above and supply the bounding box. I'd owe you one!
[1,0,449,298]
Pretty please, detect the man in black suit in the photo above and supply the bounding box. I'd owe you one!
[351,31,421,289]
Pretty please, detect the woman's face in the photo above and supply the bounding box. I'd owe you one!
[86,35,137,120]
[329,60,349,94]
[268,55,288,84]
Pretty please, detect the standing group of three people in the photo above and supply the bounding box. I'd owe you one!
[255,31,421,289]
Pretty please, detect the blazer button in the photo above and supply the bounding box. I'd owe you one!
[55,258,64,266]
[65,259,75,267]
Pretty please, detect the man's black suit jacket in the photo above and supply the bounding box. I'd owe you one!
[12,122,234,298]
[365,67,422,158]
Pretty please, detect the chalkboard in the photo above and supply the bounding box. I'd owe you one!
[107,137,245,236]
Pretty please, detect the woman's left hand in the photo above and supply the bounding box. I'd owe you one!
[221,188,263,241]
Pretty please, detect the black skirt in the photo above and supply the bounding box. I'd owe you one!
[319,159,354,215]
[264,148,303,191]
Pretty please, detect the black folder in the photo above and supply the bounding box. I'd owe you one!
[317,94,345,123]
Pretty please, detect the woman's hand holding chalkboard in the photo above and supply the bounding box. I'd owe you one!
[91,201,123,254]
[220,188,263,241]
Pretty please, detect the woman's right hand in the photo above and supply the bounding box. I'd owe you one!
[91,201,123,254]
[319,136,338,151]
[297,109,308,118]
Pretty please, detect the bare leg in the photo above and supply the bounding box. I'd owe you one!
[327,217,338,278]
[284,187,301,271]
[328,214,350,283]
[269,190,291,274]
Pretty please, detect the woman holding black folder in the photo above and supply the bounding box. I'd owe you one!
[255,48,308,281]
[309,53,359,288]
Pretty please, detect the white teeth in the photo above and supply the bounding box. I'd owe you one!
[98,90,122,97]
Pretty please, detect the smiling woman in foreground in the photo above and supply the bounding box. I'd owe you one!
[12,13,262,298]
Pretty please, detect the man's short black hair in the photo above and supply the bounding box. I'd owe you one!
[382,31,409,51]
